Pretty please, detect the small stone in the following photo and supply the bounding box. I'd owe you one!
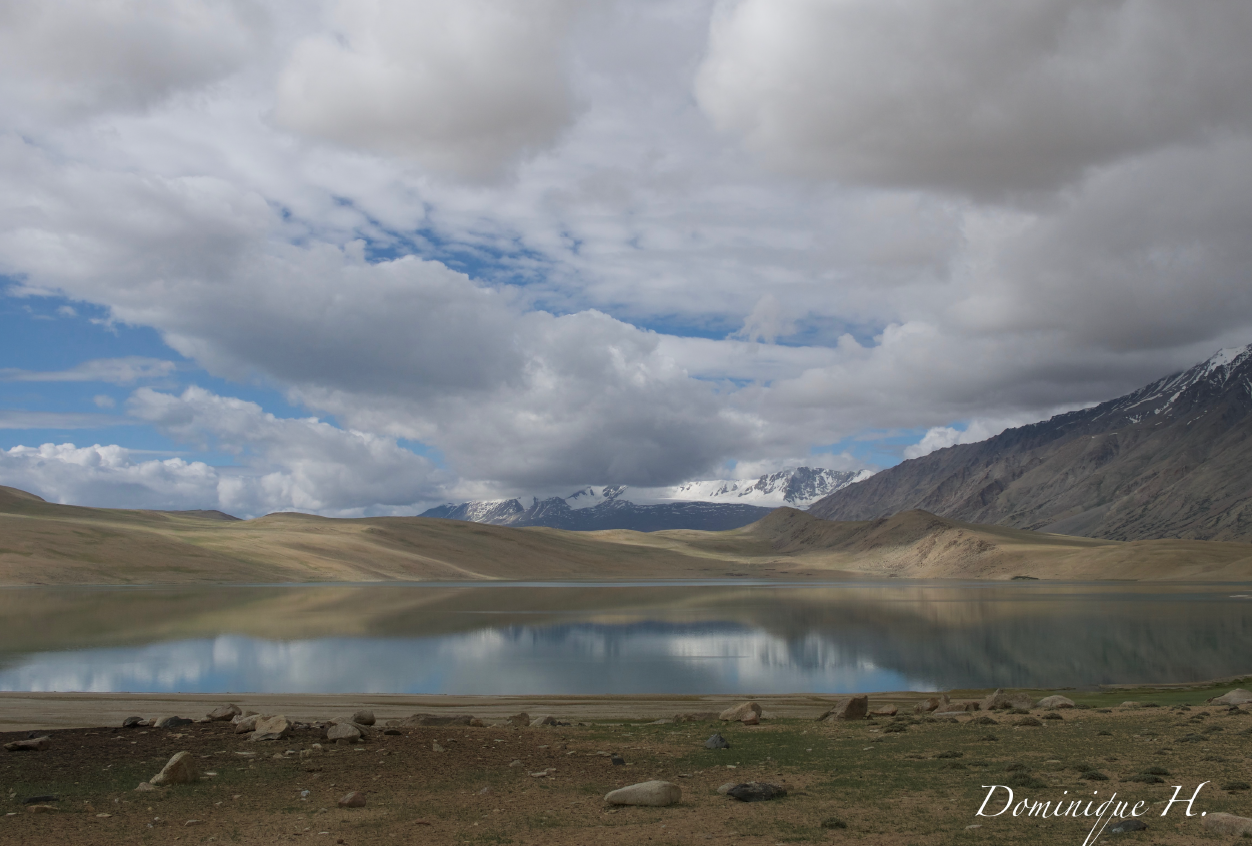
[529,768,555,777]
[26,805,57,813]
[150,751,200,786]
[818,695,868,722]
[610,754,625,766]
[719,701,761,722]
[207,704,241,721]
[432,742,444,752]
[1203,812,1252,837]
[154,716,193,729]
[1037,695,1076,709]
[327,723,362,744]
[337,792,366,809]
[1106,818,1147,834]
[604,780,681,807]
[351,710,375,726]
[726,782,787,802]
[509,760,522,767]
[122,716,145,728]
[250,715,292,742]
[704,733,731,750]
[982,689,1035,711]
[184,819,203,826]
[4,736,50,752]
[135,782,156,792]
[1209,689,1252,706]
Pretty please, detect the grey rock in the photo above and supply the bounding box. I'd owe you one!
[326,723,362,744]
[337,791,366,808]
[604,780,681,807]
[1037,695,1076,709]
[122,716,145,728]
[1107,819,1147,834]
[1203,813,1252,837]
[719,702,761,722]
[4,736,50,752]
[705,733,731,749]
[206,704,241,721]
[154,716,193,729]
[726,782,788,802]
[818,695,868,722]
[1210,689,1252,706]
[249,715,292,742]
[150,751,199,786]
[234,714,261,734]
[351,710,375,726]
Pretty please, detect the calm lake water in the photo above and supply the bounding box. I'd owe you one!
[1,581,1249,694]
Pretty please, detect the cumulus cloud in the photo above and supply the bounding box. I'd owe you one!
[3,0,1252,511]
[0,387,448,516]
[275,0,582,177]
[0,0,266,121]
[696,0,1252,197]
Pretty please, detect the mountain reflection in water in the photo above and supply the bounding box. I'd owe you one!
[0,582,1247,694]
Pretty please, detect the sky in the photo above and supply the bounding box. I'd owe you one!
[2,0,1251,518]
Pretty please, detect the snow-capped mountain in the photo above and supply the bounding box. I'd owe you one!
[421,467,870,532]
[810,344,1252,541]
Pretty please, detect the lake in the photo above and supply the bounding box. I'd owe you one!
[1,581,1249,694]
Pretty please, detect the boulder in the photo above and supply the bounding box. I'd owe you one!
[818,695,868,722]
[154,716,194,729]
[674,712,720,723]
[327,723,362,744]
[1210,689,1252,706]
[719,701,762,722]
[982,690,1035,711]
[1203,812,1252,837]
[870,706,898,717]
[4,736,50,752]
[913,695,949,714]
[1037,695,1076,710]
[234,714,261,734]
[206,704,241,721]
[249,715,292,742]
[506,712,530,728]
[351,710,375,726]
[604,780,682,807]
[726,782,788,802]
[149,751,199,786]
[740,712,759,726]
[337,792,366,808]
[935,700,981,713]
[329,718,373,737]
[122,716,145,728]
[401,713,474,727]
[704,733,731,750]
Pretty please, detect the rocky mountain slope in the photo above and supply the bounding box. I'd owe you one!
[422,467,868,531]
[809,345,1252,541]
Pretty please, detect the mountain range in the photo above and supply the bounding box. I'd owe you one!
[421,467,869,532]
[809,345,1252,541]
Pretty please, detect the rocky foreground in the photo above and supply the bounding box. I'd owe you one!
[4,686,1252,844]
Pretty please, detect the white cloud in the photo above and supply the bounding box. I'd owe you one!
[0,0,266,122]
[2,0,1252,511]
[275,0,582,177]
[696,0,1252,197]
[0,412,135,430]
[93,395,116,409]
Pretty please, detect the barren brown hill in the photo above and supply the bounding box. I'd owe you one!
[3,486,1252,584]
[809,345,1252,541]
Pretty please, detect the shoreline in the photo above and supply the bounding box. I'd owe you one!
[5,673,1247,733]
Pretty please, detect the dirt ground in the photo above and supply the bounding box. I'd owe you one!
[3,686,1251,846]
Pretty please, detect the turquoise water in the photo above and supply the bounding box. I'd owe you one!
[0,581,1248,694]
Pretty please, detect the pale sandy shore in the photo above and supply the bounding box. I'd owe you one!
[0,691,931,733]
